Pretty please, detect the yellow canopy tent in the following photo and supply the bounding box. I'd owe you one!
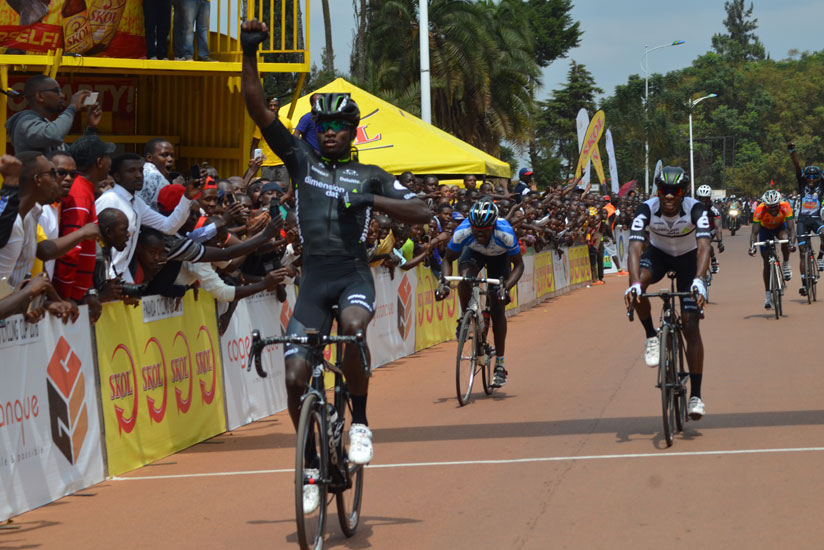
[285,78,510,178]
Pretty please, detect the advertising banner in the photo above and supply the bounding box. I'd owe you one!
[0,0,146,58]
[516,254,536,308]
[220,288,294,432]
[415,264,460,350]
[535,250,555,299]
[576,108,592,187]
[575,110,606,182]
[553,246,570,290]
[568,245,593,285]
[605,128,620,194]
[95,292,226,476]
[368,267,416,367]
[0,309,104,522]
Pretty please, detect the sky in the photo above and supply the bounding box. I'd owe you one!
[307,1,823,102]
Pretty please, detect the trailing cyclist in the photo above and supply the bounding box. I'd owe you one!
[788,141,824,295]
[240,20,432,513]
[623,166,712,420]
[696,184,724,274]
[437,199,524,388]
[748,189,796,308]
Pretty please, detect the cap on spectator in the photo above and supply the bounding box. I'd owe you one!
[518,167,533,178]
[260,181,284,195]
[70,135,116,167]
[202,176,217,190]
[603,195,610,201]
[157,184,186,215]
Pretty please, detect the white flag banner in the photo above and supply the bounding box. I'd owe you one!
[605,129,620,194]
[652,159,663,195]
[576,108,591,187]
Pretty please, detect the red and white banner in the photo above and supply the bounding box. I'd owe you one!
[367,267,416,368]
[0,308,104,521]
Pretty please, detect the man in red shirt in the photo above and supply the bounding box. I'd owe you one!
[53,135,114,322]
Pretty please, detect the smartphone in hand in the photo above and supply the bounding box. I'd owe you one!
[190,164,201,181]
[268,198,281,220]
[254,148,263,160]
[83,92,99,106]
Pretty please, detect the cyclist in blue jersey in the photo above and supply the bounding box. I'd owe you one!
[788,141,824,294]
[437,199,524,387]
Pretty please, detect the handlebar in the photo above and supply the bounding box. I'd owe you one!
[753,239,790,246]
[247,329,367,378]
[626,289,704,321]
[443,276,502,286]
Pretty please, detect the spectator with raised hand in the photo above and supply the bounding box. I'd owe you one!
[5,75,100,155]
[138,138,176,210]
[95,153,202,282]
[0,272,61,322]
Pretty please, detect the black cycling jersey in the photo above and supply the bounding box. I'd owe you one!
[259,118,418,260]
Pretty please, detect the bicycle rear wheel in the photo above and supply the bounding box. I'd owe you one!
[481,343,495,395]
[335,400,364,537]
[658,326,675,447]
[295,393,328,550]
[456,310,478,406]
[673,330,688,433]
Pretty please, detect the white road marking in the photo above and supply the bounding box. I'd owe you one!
[110,446,824,481]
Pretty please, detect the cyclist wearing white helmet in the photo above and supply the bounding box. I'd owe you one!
[696,184,724,273]
[624,166,712,420]
[748,189,796,308]
[438,198,524,388]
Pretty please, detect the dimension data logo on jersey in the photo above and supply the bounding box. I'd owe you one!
[46,337,88,465]
[397,274,413,341]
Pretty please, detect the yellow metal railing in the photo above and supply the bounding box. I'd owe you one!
[210,0,309,57]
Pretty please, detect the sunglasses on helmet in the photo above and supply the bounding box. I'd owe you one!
[657,185,684,197]
[316,120,353,133]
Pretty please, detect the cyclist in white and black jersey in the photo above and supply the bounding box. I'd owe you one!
[624,167,712,420]
[696,184,724,274]
[788,141,824,293]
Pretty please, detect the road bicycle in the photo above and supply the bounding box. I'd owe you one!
[443,275,500,406]
[753,239,789,319]
[249,323,370,550]
[627,273,698,447]
[797,232,820,303]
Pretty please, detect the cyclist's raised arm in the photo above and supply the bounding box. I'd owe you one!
[788,141,803,187]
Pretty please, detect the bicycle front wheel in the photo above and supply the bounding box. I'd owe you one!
[673,330,688,433]
[335,400,364,537]
[807,253,815,304]
[770,260,781,319]
[295,393,328,550]
[658,326,675,447]
[481,343,495,396]
[456,310,478,406]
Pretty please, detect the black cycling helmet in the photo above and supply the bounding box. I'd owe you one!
[310,93,361,126]
[802,165,822,183]
[654,166,690,189]
[468,199,498,228]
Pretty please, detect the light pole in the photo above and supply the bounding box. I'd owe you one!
[688,93,717,196]
[641,40,685,194]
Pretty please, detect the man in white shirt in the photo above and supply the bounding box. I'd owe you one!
[95,153,203,282]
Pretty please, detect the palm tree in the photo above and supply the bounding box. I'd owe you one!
[321,0,334,72]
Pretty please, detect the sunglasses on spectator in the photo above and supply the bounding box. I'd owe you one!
[316,120,353,133]
[35,169,58,179]
[56,168,78,178]
[657,185,684,197]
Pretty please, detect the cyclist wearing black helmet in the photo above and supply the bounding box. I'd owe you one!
[437,199,524,388]
[788,140,824,287]
[624,166,712,420]
[240,21,431,480]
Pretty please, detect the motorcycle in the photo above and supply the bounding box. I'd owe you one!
[727,207,741,235]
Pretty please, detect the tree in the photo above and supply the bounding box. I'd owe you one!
[524,0,581,68]
[711,0,765,63]
[321,0,334,73]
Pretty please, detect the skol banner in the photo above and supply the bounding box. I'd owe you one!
[575,110,606,182]
[220,288,294,432]
[568,245,593,285]
[0,0,146,58]
[0,309,104,522]
[96,292,226,477]
[535,250,555,299]
[576,108,592,187]
[415,264,460,350]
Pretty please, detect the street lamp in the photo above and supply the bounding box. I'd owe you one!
[641,40,685,194]
[688,93,717,196]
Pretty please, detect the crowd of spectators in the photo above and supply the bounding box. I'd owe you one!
[0,74,654,332]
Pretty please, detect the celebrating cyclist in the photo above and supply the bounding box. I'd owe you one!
[748,189,796,307]
[788,141,824,293]
[240,20,431,505]
[696,184,724,274]
[437,199,524,388]
[624,167,712,420]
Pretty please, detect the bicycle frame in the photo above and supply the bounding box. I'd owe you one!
[754,239,789,317]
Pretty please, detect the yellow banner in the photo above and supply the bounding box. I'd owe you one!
[96,292,226,476]
[575,110,606,179]
[568,245,593,285]
[505,285,518,312]
[415,264,461,350]
[591,147,607,185]
[535,251,555,298]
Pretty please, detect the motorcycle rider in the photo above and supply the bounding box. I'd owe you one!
[696,185,724,273]
[726,194,743,234]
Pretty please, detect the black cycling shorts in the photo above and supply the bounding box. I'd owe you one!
[796,216,824,246]
[284,256,374,359]
[639,246,699,313]
[458,248,511,290]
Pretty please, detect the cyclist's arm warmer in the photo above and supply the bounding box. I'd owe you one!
[691,203,713,240]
